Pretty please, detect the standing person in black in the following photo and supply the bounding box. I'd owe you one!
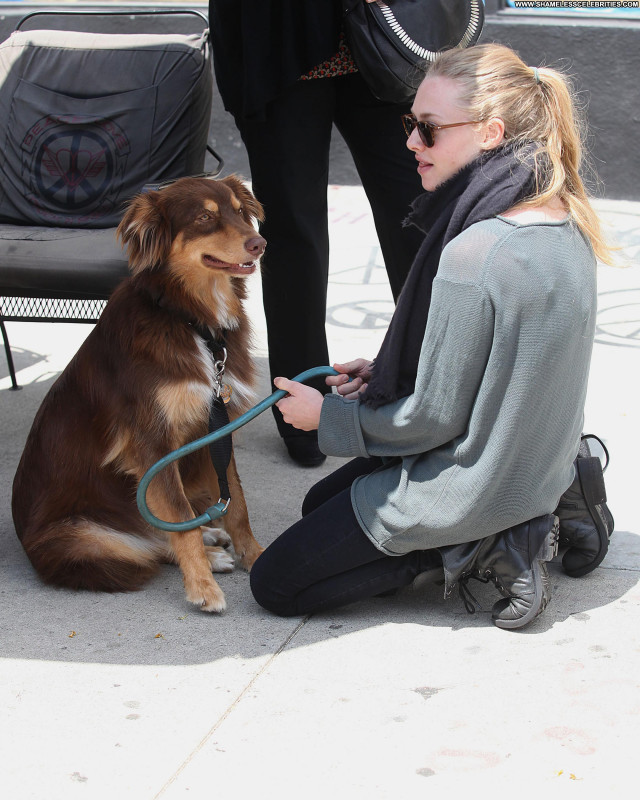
[208,0,424,465]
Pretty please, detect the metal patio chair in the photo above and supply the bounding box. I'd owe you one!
[0,10,223,389]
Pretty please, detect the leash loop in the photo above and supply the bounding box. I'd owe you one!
[136,366,340,532]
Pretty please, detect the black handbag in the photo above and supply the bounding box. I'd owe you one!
[342,0,485,104]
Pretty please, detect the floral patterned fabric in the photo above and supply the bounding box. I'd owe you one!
[300,32,357,80]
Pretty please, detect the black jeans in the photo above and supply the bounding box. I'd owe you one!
[250,458,440,616]
[235,72,424,438]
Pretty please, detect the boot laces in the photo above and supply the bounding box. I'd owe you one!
[458,573,490,615]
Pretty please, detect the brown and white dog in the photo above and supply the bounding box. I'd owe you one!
[12,176,266,612]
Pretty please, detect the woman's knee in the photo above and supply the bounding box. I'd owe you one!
[249,550,298,617]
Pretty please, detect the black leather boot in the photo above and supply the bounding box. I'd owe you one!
[555,434,614,578]
[439,514,559,630]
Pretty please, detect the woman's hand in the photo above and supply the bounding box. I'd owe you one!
[326,359,373,400]
[274,378,324,431]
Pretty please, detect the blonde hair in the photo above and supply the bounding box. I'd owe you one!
[427,44,613,264]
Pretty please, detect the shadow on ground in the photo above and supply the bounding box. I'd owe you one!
[1,355,637,668]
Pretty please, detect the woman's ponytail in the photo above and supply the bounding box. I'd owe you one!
[428,45,614,264]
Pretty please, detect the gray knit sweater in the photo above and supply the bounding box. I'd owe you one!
[319,215,597,553]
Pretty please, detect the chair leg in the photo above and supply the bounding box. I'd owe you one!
[0,316,21,390]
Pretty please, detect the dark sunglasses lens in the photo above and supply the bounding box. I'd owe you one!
[402,116,434,147]
[418,122,434,148]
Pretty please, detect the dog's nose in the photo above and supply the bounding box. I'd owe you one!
[245,236,266,258]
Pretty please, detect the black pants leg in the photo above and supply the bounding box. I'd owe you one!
[235,79,334,438]
[335,73,424,299]
[301,455,384,516]
[250,457,439,616]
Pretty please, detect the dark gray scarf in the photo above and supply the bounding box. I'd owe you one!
[361,142,541,409]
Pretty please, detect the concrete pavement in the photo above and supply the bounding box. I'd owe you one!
[1,188,639,797]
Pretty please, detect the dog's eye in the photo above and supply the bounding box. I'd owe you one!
[198,212,214,222]
[237,207,244,216]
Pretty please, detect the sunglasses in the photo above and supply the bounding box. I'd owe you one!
[401,114,481,148]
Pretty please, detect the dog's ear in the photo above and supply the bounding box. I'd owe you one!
[221,175,265,224]
[117,192,172,275]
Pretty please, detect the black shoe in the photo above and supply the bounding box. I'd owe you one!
[555,434,614,578]
[440,514,559,630]
[488,516,559,630]
[283,434,326,467]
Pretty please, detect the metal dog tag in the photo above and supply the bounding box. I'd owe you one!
[219,384,233,405]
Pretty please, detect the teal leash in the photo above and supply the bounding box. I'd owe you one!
[136,366,340,532]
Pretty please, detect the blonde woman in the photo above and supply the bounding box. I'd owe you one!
[251,44,614,630]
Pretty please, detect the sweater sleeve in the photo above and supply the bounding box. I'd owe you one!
[318,277,494,459]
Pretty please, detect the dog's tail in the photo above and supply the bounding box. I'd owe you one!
[23,520,166,592]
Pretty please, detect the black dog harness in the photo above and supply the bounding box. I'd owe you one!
[150,288,235,513]
[194,324,233,510]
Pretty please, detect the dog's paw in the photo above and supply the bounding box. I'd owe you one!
[237,543,265,572]
[185,576,227,613]
[205,546,235,573]
[202,526,232,550]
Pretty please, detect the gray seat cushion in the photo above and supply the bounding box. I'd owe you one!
[0,225,128,297]
[0,29,212,229]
